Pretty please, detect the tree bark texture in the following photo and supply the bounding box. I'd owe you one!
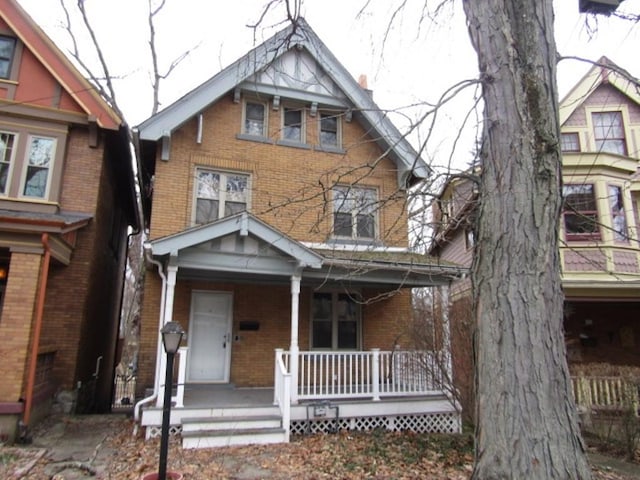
[462,1,592,479]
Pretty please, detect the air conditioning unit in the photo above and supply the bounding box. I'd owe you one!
[579,0,625,14]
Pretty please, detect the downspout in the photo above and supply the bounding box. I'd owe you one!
[133,246,167,428]
[21,233,51,438]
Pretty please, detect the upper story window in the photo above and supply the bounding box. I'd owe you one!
[333,186,377,240]
[243,101,267,137]
[311,292,360,350]
[22,136,56,199]
[560,132,580,153]
[562,184,600,241]
[195,168,249,224]
[592,111,627,155]
[0,36,16,79]
[607,185,628,242]
[0,132,16,194]
[319,112,339,147]
[282,107,304,142]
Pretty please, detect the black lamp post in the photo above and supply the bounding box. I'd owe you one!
[158,321,185,480]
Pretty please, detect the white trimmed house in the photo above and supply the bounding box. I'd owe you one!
[133,18,464,448]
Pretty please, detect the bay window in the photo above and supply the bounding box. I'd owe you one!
[562,184,600,240]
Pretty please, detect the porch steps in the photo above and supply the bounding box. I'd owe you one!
[181,411,286,449]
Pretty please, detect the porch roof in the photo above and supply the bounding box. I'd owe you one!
[306,248,466,288]
[148,212,466,287]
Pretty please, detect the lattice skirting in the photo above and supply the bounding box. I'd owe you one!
[145,412,460,439]
[290,412,461,435]
[146,424,183,439]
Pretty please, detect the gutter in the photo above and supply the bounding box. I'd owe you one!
[133,245,166,430]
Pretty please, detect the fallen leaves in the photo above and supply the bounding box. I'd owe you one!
[1,416,639,479]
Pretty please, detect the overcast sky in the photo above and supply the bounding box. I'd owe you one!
[15,0,640,171]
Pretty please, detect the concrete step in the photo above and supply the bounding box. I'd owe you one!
[181,414,282,432]
[182,426,287,449]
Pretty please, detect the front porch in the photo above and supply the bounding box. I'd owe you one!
[139,348,461,448]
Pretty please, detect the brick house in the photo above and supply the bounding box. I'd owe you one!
[0,0,139,440]
[134,18,464,447]
[430,57,640,415]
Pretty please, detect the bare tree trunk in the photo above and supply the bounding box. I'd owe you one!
[462,1,591,478]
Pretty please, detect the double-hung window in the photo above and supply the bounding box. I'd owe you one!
[562,184,600,240]
[243,101,266,137]
[333,186,377,240]
[283,107,303,142]
[22,136,56,199]
[0,132,16,195]
[592,111,627,155]
[311,292,360,350]
[195,169,249,224]
[0,36,16,79]
[319,112,339,147]
[607,185,628,242]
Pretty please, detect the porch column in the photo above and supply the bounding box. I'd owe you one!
[289,271,301,404]
[157,263,178,407]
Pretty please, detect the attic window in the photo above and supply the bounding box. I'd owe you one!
[283,107,303,142]
[593,111,626,155]
[243,101,267,137]
[0,36,16,79]
[560,133,580,153]
[319,113,339,147]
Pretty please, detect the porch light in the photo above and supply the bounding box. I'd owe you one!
[157,321,185,480]
[161,321,185,354]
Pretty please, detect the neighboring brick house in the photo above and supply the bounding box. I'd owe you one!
[430,57,640,415]
[134,18,464,446]
[0,0,138,440]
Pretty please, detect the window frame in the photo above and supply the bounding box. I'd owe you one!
[281,105,306,144]
[562,183,601,241]
[332,185,378,241]
[607,184,628,243]
[310,291,362,351]
[19,134,57,200]
[591,111,627,155]
[318,111,341,148]
[0,131,17,196]
[0,35,16,80]
[242,100,268,138]
[560,132,580,153]
[193,167,251,225]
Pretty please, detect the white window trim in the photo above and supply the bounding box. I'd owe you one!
[192,167,251,225]
[19,134,57,200]
[241,99,268,138]
[332,186,379,241]
[310,290,362,351]
[0,130,18,196]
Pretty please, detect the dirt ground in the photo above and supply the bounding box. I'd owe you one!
[0,414,638,479]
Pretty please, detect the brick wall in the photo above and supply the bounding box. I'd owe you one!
[148,96,409,247]
[0,252,41,401]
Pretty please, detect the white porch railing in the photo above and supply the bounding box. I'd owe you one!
[273,349,291,441]
[296,349,445,401]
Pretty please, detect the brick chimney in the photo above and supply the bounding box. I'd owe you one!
[358,74,373,99]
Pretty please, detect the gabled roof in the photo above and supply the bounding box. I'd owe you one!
[559,56,640,125]
[136,18,429,187]
[1,0,121,129]
[149,211,323,269]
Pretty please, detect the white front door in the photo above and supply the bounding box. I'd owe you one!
[187,291,232,382]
